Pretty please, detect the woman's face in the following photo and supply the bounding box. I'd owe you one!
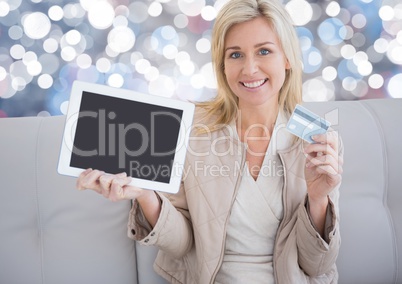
[223,16,290,109]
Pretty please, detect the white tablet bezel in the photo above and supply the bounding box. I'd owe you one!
[57,80,195,194]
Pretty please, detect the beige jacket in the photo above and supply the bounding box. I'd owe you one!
[128,110,342,284]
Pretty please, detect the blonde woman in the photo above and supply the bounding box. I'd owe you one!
[77,0,343,283]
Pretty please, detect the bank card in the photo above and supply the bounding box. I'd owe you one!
[286,104,331,143]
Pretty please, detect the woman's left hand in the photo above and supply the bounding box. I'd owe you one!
[304,131,343,202]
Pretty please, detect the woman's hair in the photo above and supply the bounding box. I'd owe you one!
[198,0,303,131]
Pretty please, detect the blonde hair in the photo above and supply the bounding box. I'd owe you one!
[198,0,303,131]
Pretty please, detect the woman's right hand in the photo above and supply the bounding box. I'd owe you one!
[76,169,161,227]
[76,168,145,202]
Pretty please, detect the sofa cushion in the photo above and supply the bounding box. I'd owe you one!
[0,116,138,284]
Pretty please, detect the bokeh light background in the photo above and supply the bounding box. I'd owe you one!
[0,0,401,117]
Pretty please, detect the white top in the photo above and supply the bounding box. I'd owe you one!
[215,111,293,284]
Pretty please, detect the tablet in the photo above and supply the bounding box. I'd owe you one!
[58,81,195,194]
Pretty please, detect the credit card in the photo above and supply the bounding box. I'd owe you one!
[286,104,331,143]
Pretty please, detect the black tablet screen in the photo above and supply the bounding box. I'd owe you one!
[70,91,183,183]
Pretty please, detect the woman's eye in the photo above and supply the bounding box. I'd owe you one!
[259,49,270,55]
[230,52,241,59]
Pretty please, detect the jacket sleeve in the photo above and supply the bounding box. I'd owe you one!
[296,136,344,276]
[295,189,340,276]
[127,181,194,259]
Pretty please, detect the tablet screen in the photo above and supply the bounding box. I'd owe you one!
[70,91,183,184]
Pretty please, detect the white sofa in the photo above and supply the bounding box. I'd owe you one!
[0,98,401,284]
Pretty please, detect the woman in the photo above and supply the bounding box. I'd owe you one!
[77,0,344,283]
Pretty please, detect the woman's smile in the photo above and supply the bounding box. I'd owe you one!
[241,79,268,89]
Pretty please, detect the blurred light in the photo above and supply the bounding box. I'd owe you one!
[135,59,151,74]
[200,62,216,89]
[0,66,6,81]
[108,73,124,88]
[12,77,27,91]
[128,2,148,23]
[151,25,179,54]
[286,0,313,26]
[342,77,357,91]
[161,25,176,40]
[196,38,211,53]
[190,74,205,89]
[310,3,322,21]
[63,3,85,20]
[353,51,368,65]
[113,14,127,26]
[0,75,17,99]
[344,25,354,40]
[178,0,205,17]
[303,77,335,101]
[302,47,322,73]
[0,0,400,117]
[23,12,51,39]
[322,66,337,81]
[65,30,81,45]
[179,60,195,76]
[39,54,60,74]
[144,66,159,81]
[76,54,92,69]
[60,101,69,115]
[387,40,402,65]
[148,2,163,17]
[26,61,42,76]
[175,51,190,65]
[351,80,368,98]
[163,44,178,59]
[10,44,25,60]
[148,75,175,97]
[387,73,402,98]
[201,6,216,21]
[374,38,389,53]
[351,32,366,48]
[77,65,99,82]
[43,38,59,53]
[22,51,37,65]
[0,2,10,17]
[37,111,51,117]
[87,1,115,29]
[38,74,54,89]
[366,46,384,63]
[341,44,356,59]
[368,74,384,89]
[96,57,111,73]
[338,8,351,24]
[326,2,340,17]
[296,27,314,50]
[379,6,394,21]
[61,46,76,62]
[8,25,23,40]
[396,4,402,19]
[351,14,367,29]
[357,60,372,76]
[48,5,64,21]
[174,14,188,29]
[318,18,346,45]
[7,0,22,11]
[108,26,136,53]
[130,52,143,66]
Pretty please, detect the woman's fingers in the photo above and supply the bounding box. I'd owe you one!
[76,169,104,192]
[304,131,342,176]
[310,131,339,152]
[76,169,140,202]
[109,176,134,202]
